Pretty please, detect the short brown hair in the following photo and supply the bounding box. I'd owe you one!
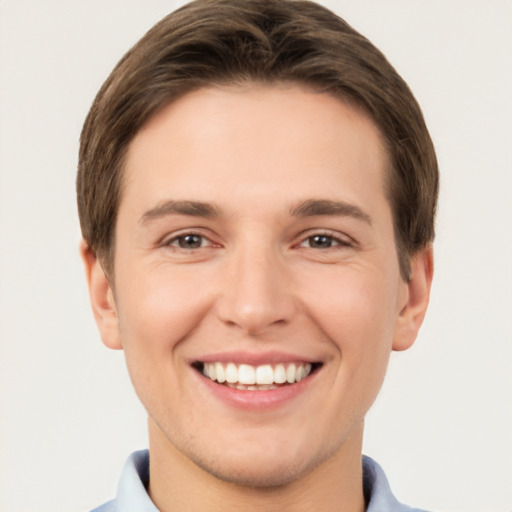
[77,0,438,279]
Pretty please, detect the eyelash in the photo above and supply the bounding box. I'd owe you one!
[165,232,215,250]
[298,232,352,250]
[164,230,352,251]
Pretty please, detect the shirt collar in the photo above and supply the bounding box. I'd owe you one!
[116,450,158,512]
[114,450,421,512]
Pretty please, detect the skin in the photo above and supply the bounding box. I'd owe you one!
[82,83,433,512]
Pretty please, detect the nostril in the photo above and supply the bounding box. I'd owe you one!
[215,266,296,335]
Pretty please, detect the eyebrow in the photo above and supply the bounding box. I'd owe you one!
[139,198,372,225]
[140,200,221,224]
[290,199,372,225]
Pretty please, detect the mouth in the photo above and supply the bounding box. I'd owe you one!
[193,361,322,391]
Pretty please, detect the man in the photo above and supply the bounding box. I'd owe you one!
[77,1,437,510]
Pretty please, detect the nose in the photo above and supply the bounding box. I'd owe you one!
[216,243,296,335]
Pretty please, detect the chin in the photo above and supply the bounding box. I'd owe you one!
[197,459,311,488]
[186,442,330,489]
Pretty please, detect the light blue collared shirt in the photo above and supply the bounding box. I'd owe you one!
[91,450,430,512]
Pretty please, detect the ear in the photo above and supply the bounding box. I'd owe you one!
[393,245,434,352]
[80,240,122,350]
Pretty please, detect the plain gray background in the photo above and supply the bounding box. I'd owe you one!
[0,1,511,511]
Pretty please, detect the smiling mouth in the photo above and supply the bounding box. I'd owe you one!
[194,361,322,391]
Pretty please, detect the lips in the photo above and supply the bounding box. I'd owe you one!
[195,361,319,391]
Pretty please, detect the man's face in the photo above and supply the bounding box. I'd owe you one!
[85,84,430,487]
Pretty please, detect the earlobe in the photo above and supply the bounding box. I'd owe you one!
[392,245,434,352]
[80,240,122,350]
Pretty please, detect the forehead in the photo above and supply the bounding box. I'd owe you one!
[121,83,389,215]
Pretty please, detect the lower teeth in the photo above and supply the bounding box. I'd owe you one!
[225,383,280,391]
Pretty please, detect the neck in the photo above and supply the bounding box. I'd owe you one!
[147,418,366,512]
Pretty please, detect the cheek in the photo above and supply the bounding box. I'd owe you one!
[310,270,396,338]
[114,268,212,413]
[115,265,213,354]
[303,268,397,378]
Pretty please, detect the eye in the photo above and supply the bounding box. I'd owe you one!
[168,233,210,249]
[299,233,351,249]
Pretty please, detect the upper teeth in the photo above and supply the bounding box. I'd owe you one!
[202,362,312,385]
